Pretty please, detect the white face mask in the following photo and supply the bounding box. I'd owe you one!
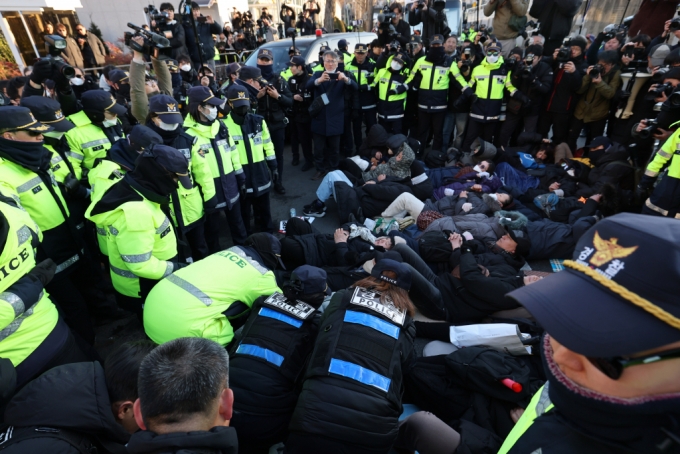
[102,118,118,128]
[157,119,179,131]
[486,55,499,64]
[203,106,218,121]
[44,131,65,140]
[489,193,498,201]
[180,64,192,72]
[473,165,482,172]
[71,77,84,86]
[390,61,403,71]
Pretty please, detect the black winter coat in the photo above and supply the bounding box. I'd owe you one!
[127,427,238,454]
[307,72,358,136]
[289,72,313,123]
[183,18,222,62]
[154,20,188,60]
[256,72,293,131]
[574,143,635,197]
[510,60,553,116]
[526,206,597,260]
[3,362,129,454]
[545,55,588,114]
[529,0,581,51]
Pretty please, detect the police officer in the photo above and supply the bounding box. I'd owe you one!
[374,52,411,134]
[229,265,328,454]
[499,214,680,453]
[288,55,315,171]
[401,35,425,137]
[287,259,416,454]
[184,86,248,251]
[280,46,300,82]
[0,193,90,389]
[66,90,128,169]
[144,232,283,347]
[0,106,96,345]
[147,95,217,262]
[223,84,278,235]
[338,38,352,61]
[462,42,524,154]
[86,144,190,320]
[346,43,378,152]
[255,48,293,194]
[639,123,680,218]
[308,45,331,75]
[406,34,470,156]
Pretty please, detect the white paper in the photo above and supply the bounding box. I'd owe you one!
[449,323,531,356]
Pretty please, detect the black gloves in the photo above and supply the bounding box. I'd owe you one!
[204,196,218,215]
[30,59,53,86]
[63,173,81,195]
[29,259,57,287]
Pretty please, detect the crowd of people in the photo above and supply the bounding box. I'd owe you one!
[0,0,679,452]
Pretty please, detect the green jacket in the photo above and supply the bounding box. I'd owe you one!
[574,68,622,123]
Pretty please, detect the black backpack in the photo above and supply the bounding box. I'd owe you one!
[418,231,453,263]
[0,425,97,453]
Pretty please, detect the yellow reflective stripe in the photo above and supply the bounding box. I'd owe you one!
[658,149,673,160]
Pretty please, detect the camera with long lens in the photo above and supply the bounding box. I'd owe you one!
[636,118,659,139]
[589,64,604,79]
[646,81,673,100]
[40,35,75,79]
[145,5,170,22]
[124,23,173,60]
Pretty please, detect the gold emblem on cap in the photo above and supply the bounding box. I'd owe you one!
[167,103,177,111]
[589,231,638,267]
[238,92,246,99]
[55,109,63,120]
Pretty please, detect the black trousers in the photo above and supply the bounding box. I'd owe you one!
[378,116,403,135]
[292,121,314,164]
[183,220,208,259]
[461,118,498,153]
[46,272,95,345]
[270,126,286,182]
[289,122,299,162]
[241,192,274,235]
[206,204,248,249]
[352,108,377,151]
[567,117,607,153]
[538,111,571,145]
[342,113,354,155]
[417,111,446,154]
[313,134,341,172]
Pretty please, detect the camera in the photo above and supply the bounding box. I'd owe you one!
[646,82,673,100]
[589,64,604,79]
[637,118,659,139]
[625,47,649,71]
[556,44,571,63]
[124,23,172,60]
[145,5,169,22]
[40,35,75,79]
[417,0,426,8]
[652,66,670,83]
[670,18,680,32]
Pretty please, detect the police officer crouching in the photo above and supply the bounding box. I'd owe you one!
[86,145,190,320]
[223,84,278,235]
[229,265,329,454]
[287,259,416,454]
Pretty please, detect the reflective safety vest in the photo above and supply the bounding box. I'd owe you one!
[643,125,680,218]
[184,117,241,210]
[498,383,553,454]
[45,143,83,183]
[86,160,125,256]
[281,67,294,81]
[65,111,123,169]
[309,63,324,75]
[469,57,518,122]
[230,291,321,415]
[406,56,469,111]
[144,246,281,346]
[0,198,59,367]
[374,66,409,119]
[345,58,377,109]
[0,157,80,275]
[86,185,178,298]
[222,113,275,197]
[167,130,217,229]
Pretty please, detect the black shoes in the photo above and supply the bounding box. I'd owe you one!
[303,200,327,217]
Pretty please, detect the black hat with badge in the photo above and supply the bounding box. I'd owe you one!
[290,265,331,296]
[138,144,192,190]
[239,65,261,81]
[187,86,224,107]
[227,84,251,107]
[393,52,410,66]
[410,35,422,44]
[354,43,368,54]
[288,56,305,67]
[0,106,53,133]
[430,34,445,45]
[128,125,163,153]
[20,97,74,133]
[81,91,127,116]
[257,48,274,61]
[148,94,184,125]
[508,213,680,358]
[371,258,412,291]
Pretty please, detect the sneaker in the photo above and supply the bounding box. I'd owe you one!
[303,200,326,217]
[292,156,300,166]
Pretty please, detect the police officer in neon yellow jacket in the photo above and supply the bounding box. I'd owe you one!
[87,144,191,319]
[66,90,128,169]
[144,232,283,347]
[0,192,90,388]
[639,123,680,219]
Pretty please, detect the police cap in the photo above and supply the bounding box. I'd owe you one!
[0,106,53,133]
[81,91,127,116]
[354,43,368,54]
[227,84,250,107]
[140,144,192,189]
[290,265,330,295]
[187,86,224,106]
[20,97,74,133]
[149,95,184,124]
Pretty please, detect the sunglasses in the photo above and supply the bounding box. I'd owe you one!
[10,129,43,137]
[487,51,500,56]
[588,347,680,380]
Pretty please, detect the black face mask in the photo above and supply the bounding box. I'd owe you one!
[426,46,445,62]
[117,84,131,100]
[257,64,274,81]
[230,105,249,124]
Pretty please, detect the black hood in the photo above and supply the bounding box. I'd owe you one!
[365,124,389,149]
[127,426,238,454]
[4,362,130,450]
[107,138,139,172]
[593,142,628,167]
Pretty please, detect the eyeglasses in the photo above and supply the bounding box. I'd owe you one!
[588,347,680,380]
[487,51,500,56]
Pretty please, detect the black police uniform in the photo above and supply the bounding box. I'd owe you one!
[287,286,416,454]
[287,57,315,170]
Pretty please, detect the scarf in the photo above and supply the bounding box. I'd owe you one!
[125,157,178,204]
[0,137,51,173]
[147,121,181,145]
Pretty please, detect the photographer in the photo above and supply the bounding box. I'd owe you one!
[443,41,476,149]
[260,7,273,22]
[483,0,530,58]
[297,11,316,36]
[254,48,293,194]
[380,3,411,48]
[303,0,321,26]
[619,34,651,70]
[634,68,680,144]
[538,35,588,145]
[280,4,296,31]
[498,44,553,147]
[184,2,222,71]
[152,3,188,60]
[585,26,625,66]
[566,50,622,151]
[408,0,448,46]
[346,43,378,152]
[288,56,315,171]
[128,35,173,123]
[650,18,680,51]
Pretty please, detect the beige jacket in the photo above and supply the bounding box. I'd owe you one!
[60,37,84,69]
[484,0,530,40]
[85,33,108,66]
[129,57,173,123]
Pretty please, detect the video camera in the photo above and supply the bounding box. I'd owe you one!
[40,35,75,79]
[124,23,173,60]
[145,4,170,22]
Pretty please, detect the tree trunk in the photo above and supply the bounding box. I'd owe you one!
[324,0,336,31]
